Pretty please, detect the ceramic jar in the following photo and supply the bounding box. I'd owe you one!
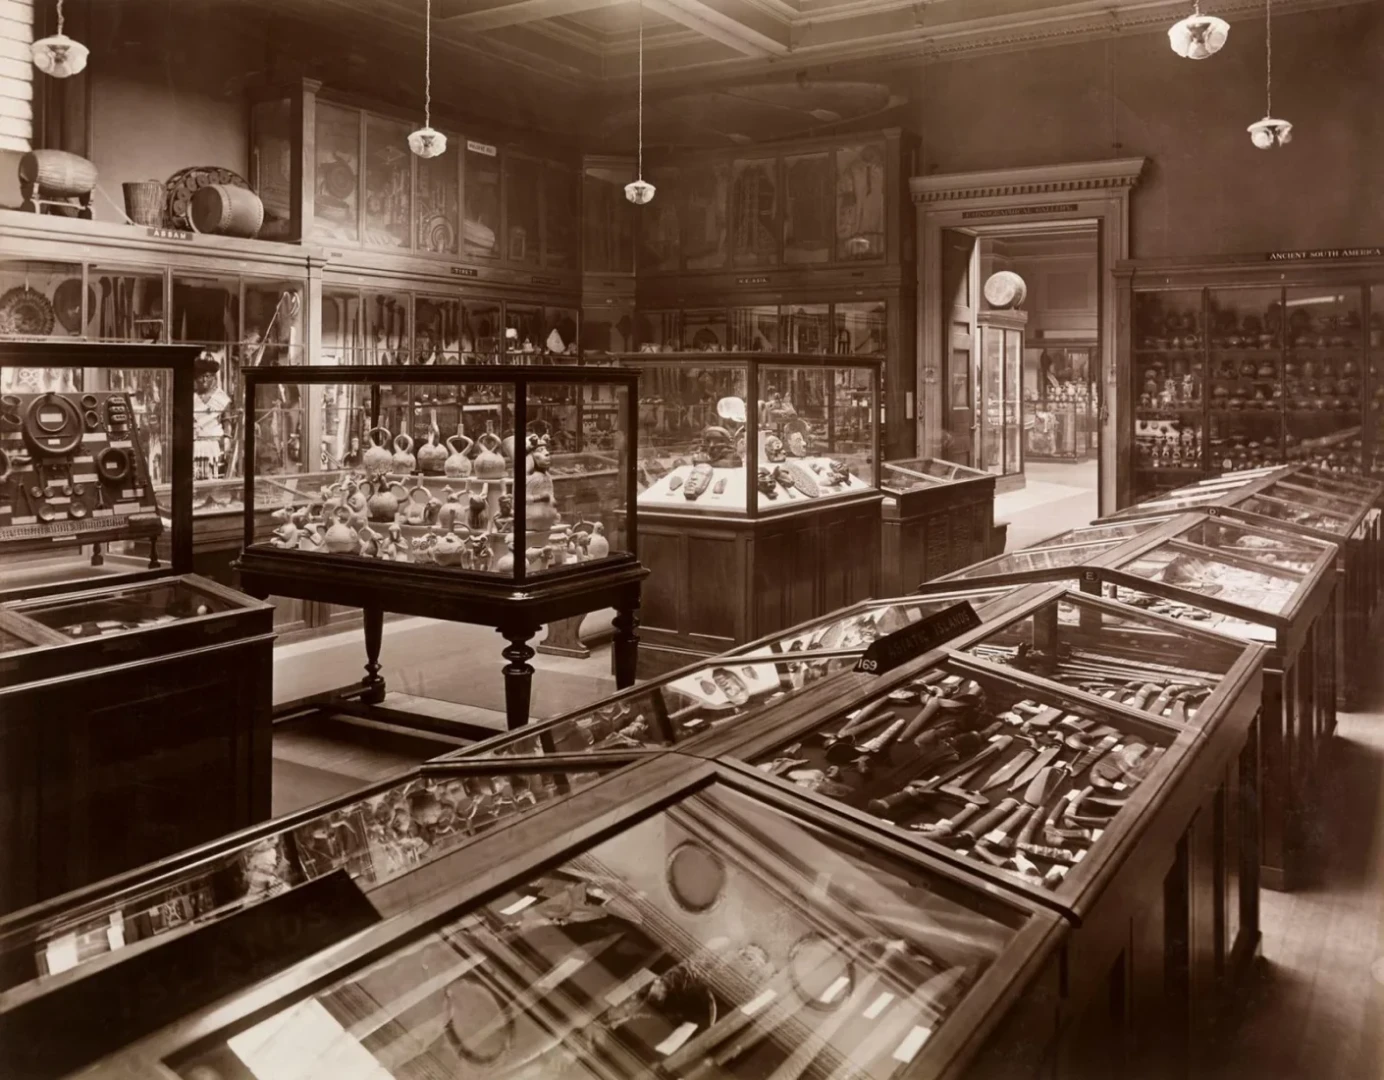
[475,433,507,480]
[323,506,358,553]
[365,479,407,523]
[362,427,394,477]
[444,434,474,478]
[417,432,448,475]
[393,433,417,475]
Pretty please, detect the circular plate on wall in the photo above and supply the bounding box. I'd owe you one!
[983,271,1028,309]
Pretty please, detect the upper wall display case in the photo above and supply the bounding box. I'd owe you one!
[250,80,581,282]
[1115,253,1384,506]
[615,351,879,517]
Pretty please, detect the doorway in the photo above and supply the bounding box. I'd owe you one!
[936,222,1102,545]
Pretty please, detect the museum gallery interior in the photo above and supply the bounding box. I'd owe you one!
[0,0,1382,1076]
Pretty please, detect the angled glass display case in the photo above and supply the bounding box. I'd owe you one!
[0,755,630,1003]
[1026,517,1167,550]
[62,759,1068,1080]
[1092,513,1339,891]
[934,536,1137,588]
[953,588,1263,730]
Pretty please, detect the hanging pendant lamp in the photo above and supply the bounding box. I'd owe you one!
[624,1,656,205]
[1248,0,1291,148]
[31,0,89,79]
[408,0,447,159]
[1168,1,1229,59]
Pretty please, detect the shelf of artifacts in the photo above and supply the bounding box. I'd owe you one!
[233,365,647,734]
[609,351,883,676]
[1117,254,1384,504]
[0,343,274,916]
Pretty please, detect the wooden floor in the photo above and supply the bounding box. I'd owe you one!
[1205,675,1384,1079]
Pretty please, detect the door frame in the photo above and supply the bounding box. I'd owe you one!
[913,158,1146,515]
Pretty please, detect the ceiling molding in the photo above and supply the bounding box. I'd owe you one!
[912,157,1148,205]
[446,0,634,33]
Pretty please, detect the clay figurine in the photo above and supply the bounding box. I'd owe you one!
[323,507,358,553]
[270,522,300,549]
[466,478,489,532]
[524,433,559,533]
[432,531,467,567]
[757,467,779,499]
[436,486,466,532]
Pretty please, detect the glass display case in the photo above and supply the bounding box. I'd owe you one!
[1230,480,1363,539]
[0,342,196,600]
[938,537,1135,586]
[1026,517,1167,550]
[975,312,1026,484]
[93,768,1063,1080]
[459,588,1033,761]
[0,755,626,998]
[735,654,1190,898]
[615,352,879,518]
[240,366,637,582]
[1024,345,1097,462]
[1119,261,1384,505]
[955,588,1260,729]
[0,573,270,684]
[879,457,998,591]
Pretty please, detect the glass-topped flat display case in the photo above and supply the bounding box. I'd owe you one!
[0,573,271,684]
[78,758,1067,1080]
[954,588,1263,732]
[1026,518,1167,550]
[879,457,998,591]
[1228,479,1365,540]
[239,366,637,583]
[934,536,1139,588]
[614,352,880,517]
[0,341,196,601]
[0,755,630,1007]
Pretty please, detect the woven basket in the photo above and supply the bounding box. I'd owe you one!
[123,180,165,226]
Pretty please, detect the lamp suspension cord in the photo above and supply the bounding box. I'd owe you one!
[424,0,433,129]
[55,0,64,35]
[1264,0,1272,114]
[637,0,644,181]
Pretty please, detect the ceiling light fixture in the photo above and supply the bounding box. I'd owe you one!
[624,1,656,206]
[408,0,447,159]
[31,0,88,79]
[1248,0,1292,148]
[1168,1,1229,59]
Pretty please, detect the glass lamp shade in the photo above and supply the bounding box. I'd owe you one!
[1168,13,1229,58]
[1248,117,1293,149]
[31,33,89,78]
[407,127,447,159]
[624,178,656,206]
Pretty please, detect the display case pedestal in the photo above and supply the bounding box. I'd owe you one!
[634,494,881,677]
[236,549,646,732]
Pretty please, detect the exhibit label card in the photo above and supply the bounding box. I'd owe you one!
[854,602,981,676]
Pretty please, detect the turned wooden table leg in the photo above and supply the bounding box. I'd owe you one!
[361,607,387,705]
[501,627,538,730]
[612,606,640,689]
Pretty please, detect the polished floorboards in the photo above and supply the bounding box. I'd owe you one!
[1204,678,1384,1080]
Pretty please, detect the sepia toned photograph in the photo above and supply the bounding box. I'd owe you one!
[0,0,1380,1076]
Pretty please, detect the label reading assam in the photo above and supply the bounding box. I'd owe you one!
[854,602,982,675]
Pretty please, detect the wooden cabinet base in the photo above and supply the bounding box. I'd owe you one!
[636,496,882,671]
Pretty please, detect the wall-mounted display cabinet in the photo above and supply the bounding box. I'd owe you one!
[1115,253,1384,507]
[250,80,580,279]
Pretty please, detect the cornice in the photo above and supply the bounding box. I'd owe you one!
[911,158,1148,205]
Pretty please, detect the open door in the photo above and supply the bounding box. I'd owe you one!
[940,229,977,466]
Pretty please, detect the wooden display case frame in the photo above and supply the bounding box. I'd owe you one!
[879,459,998,593]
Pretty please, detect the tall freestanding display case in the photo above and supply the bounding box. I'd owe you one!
[0,343,273,915]
[232,364,647,731]
[974,311,1027,490]
[611,351,882,675]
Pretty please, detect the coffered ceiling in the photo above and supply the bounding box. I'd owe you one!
[239,0,1372,146]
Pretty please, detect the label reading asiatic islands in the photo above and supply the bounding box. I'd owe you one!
[854,601,982,676]
[1266,247,1383,262]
